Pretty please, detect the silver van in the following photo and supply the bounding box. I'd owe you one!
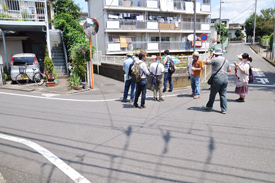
[11,53,40,81]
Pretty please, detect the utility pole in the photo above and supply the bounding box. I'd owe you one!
[272,20,275,60]
[219,0,222,50]
[253,0,257,45]
[193,0,196,52]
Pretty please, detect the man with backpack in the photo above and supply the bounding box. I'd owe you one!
[132,51,150,109]
[122,51,135,103]
[163,50,174,93]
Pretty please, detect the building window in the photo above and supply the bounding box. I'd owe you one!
[151,37,170,42]
[5,0,20,11]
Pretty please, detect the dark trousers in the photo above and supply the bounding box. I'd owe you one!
[134,79,148,106]
[163,72,173,91]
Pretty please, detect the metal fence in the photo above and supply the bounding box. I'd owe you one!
[0,0,45,22]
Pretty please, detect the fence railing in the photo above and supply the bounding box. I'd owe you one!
[107,40,209,53]
[106,19,210,31]
[0,0,46,22]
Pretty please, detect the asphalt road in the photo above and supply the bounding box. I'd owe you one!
[0,43,275,183]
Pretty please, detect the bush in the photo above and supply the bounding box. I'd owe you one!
[44,56,58,78]
[69,68,81,87]
[269,33,274,49]
[260,35,270,47]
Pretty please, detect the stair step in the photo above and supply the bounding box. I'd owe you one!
[52,52,64,56]
[52,58,65,62]
[52,56,64,59]
[54,63,65,67]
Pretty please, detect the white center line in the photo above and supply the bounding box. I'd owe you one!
[0,133,91,183]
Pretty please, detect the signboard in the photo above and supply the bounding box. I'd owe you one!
[191,41,202,47]
[83,18,99,37]
[200,34,208,41]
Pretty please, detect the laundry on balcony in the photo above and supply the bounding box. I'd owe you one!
[120,36,127,48]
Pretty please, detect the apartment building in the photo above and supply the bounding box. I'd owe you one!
[86,0,211,55]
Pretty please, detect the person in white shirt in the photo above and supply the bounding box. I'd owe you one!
[133,51,150,109]
[150,56,165,101]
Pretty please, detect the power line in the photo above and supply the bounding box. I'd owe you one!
[230,3,255,21]
[96,0,115,20]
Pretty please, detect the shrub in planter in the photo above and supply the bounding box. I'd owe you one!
[69,68,82,90]
[44,56,58,79]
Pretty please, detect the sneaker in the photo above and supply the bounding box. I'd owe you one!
[129,99,134,103]
[202,105,212,111]
[122,99,127,102]
[163,89,167,93]
[193,96,200,99]
[236,98,245,102]
[168,90,173,92]
[140,105,146,109]
[133,104,139,108]
[221,111,226,114]
[159,98,164,102]
[154,98,158,101]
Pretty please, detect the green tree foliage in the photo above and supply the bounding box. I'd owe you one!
[235,29,242,38]
[245,8,275,37]
[44,56,58,78]
[214,23,229,42]
[269,33,274,49]
[52,0,81,20]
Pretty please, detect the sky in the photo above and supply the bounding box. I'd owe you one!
[74,0,275,24]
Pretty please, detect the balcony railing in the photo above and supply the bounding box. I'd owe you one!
[106,20,210,31]
[107,40,209,53]
[0,0,46,22]
[105,0,210,12]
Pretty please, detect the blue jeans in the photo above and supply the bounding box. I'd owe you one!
[123,79,136,100]
[163,72,173,91]
[190,75,201,96]
[134,79,147,106]
[206,74,228,112]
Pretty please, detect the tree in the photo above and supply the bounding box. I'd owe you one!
[214,23,229,42]
[52,0,81,20]
[235,29,242,38]
[245,8,275,38]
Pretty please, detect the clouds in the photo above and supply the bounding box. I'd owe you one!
[211,0,274,23]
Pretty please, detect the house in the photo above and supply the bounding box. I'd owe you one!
[85,0,212,55]
[228,23,246,42]
[0,0,68,75]
[210,18,229,43]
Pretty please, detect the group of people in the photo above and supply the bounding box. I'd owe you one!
[122,48,253,113]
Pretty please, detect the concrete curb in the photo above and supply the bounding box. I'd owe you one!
[250,45,275,67]
[0,172,6,183]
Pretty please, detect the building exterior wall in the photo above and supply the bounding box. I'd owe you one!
[88,0,211,55]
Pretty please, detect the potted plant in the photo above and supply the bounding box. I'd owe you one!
[69,68,82,90]
[44,56,58,85]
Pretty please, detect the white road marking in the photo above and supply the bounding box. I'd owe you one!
[0,91,187,102]
[249,84,275,87]
[0,133,91,183]
[42,93,61,97]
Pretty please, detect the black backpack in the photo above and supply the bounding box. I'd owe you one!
[168,57,175,74]
[128,59,135,78]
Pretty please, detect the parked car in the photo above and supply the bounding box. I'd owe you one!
[10,53,40,82]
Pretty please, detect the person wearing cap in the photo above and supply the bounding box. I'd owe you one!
[202,48,231,114]
[122,51,135,103]
[150,56,165,101]
[187,51,204,99]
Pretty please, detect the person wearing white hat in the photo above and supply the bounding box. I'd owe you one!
[122,51,135,103]
[187,51,204,99]
[202,48,231,114]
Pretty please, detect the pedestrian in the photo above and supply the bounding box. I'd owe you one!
[150,56,165,102]
[133,51,150,109]
[122,51,135,103]
[187,51,204,99]
[202,48,231,114]
[234,53,252,102]
[163,50,173,93]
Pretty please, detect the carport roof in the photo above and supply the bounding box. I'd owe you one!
[0,21,47,32]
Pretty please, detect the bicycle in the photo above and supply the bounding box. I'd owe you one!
[15,64,46,86]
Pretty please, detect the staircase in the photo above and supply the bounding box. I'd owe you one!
[49,30,68,76]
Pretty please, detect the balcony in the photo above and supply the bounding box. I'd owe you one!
[106,20,210,32]
[105,0,210,13]
[107,40,209,53]
[0,0,46,22]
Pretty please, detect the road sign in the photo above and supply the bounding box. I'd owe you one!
[83,18,99,37]
[200,34,208,41]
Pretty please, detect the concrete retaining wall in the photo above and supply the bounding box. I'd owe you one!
[93,63,211,89]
